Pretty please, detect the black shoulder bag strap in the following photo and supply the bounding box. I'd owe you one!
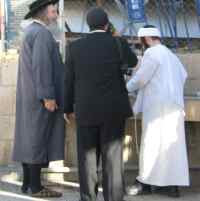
[115,37,123,64]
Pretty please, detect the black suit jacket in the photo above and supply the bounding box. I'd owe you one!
[64,32,138,125]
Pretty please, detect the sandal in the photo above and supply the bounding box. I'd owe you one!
[31,187,62,198]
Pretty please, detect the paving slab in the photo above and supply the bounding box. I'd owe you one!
[0,166,200,201]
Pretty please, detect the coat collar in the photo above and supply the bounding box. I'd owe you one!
[33,19,47,27]
[89,30,106,34]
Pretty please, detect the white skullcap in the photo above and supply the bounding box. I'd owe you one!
[138,27,161,37]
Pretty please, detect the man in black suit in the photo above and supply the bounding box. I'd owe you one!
[64,7,138,201]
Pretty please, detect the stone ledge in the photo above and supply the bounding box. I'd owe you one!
[0,116,15,140]
[0,140,13,166]
[0,62,18,86]
[0,50,19,62]
[0,87,16,115]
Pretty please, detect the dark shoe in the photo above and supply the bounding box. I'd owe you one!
[153,186,180,198]
[151,186,167,194]
[21,186,29,194]
[167,186,180,198]
[126,181,152,196]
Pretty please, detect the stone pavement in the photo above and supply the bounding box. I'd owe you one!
[0,166,200,201]
[0,182,200,201]
[1,178,200,201]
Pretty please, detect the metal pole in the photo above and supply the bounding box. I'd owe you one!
[115,0,128,35]
[59,0,66,61]
[195,0,200,31]
[181,0,192,51]
[197,15,200,31]
[155,0,164,37]
[81,0,88,33]
[96,0,104,7]
[170,0,178,49]
[0,0,6,52]
[160,0,175,49]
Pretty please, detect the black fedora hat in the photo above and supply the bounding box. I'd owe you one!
[24,0,59,19]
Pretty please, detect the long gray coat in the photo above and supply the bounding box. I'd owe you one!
[13,22,65,164]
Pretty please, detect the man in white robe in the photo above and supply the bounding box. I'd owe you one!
[126,25,189,197]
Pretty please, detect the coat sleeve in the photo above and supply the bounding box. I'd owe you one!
[32,29,55,100]
[64,44,75,114]
[121,38,138,68]
[126,53,159,92]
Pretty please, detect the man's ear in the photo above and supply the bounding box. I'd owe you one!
[104,23,109,31]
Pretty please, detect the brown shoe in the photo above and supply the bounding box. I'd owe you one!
[31,187,62,198]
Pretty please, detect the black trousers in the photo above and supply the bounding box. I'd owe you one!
[22,163,49,193]
[77,119,125,201]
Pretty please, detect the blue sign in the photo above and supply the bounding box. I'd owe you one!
[119,0,126,4]
[127,0,146,23]
[196,0,200,16]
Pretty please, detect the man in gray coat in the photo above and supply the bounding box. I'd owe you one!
[13,0,65,198]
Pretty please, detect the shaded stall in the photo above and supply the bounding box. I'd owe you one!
[56,0,200,186]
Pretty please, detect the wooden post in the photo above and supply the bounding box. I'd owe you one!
[58,0,66,61]
[96,0,104,7]
[0,0,6,52]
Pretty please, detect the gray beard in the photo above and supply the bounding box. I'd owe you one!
[48,21,62,41]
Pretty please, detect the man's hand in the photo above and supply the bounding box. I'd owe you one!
[44,99,58,112]
[64,113,75,124]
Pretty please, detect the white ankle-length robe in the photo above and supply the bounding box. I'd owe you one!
[127,44,189,186]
